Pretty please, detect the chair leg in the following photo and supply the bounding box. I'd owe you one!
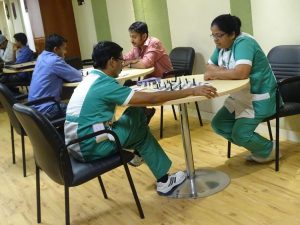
[10,124,16,164]
[64,185,70,225]
[171,105,177,120]
[21,130,26,177]
[195,102,203,126]
[123,164,144,219]
[227,141,231,158]
[36,165,41,223]
[275,117,280,171]
[266,120,273,141]
[97,176,108,199]
[160,106,164,139]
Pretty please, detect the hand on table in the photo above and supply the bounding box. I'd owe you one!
[193,85,218,99]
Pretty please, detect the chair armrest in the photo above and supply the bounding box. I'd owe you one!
[277,76,300,86]
[50,117,65,127]
[15,94,28,101]
[25,96,57,106]
[82,59,93,66]
[162,69,189,78]
[66,129,123,153]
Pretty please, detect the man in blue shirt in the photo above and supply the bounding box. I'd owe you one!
[28,34,82,119]
[0,33,34,93]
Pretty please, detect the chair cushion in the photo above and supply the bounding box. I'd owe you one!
[69,150,134,186]
[278,102,300,117]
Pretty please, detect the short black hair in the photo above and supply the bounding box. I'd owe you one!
[211,14,241,36]
[92,41,123,69]
[128,21,148,35]
[45,34,67,52]
[13,33,28,46]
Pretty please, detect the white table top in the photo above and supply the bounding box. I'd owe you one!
[131,74,250,105]
[63,67,154,87]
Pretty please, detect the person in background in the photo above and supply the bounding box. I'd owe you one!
[204,14,279,163]
[28,34,82,120]
[65,41,217,195]
[123,21,172,79]
[0,34,14,63]
[0,33,35,94]
[123,21,172,122]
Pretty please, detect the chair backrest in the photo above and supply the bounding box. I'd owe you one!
[0,84,23,134]
[267,45,300,80]
[169,47,195,75]
[267,45,300,103]
[13,103,72,185]
[65,56,83,70]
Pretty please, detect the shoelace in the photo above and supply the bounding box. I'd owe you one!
[168,176,176,187]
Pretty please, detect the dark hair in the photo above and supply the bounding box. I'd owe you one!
[92,41,123,69]
[45,34,67,52]
[13,33,28,46]
[128,21,148,35]
[211,14,241,36]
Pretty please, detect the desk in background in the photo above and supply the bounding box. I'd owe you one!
[63,67,154,87]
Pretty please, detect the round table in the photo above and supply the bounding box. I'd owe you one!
[63,67,154,87]
[135,74,249,198]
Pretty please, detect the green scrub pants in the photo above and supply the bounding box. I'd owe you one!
[96,107,172,179]
[211,106,273,158]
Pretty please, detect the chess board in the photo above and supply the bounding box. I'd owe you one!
[131,76,211,92]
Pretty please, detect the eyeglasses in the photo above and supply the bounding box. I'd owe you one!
[210,33,226,40]
[114,57,124,63]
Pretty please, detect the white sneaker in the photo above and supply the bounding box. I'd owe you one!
[246,141,282,163]
[157,171,186,195]
[128,154,144,167]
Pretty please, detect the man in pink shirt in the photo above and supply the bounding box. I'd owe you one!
[123,21,172,79]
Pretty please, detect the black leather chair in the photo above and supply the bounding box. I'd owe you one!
[13,103,144,225]
[227,45,300,171]
[81,58,94,66]
[160,47,203,138]
[0,83,65,177]
[0,83,27,176]
[65,57,83,70]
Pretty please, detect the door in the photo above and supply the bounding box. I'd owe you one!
[38,0,81,58]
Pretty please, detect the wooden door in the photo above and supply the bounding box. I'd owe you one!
[38,0,81,58]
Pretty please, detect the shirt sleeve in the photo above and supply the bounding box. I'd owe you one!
[15,47,34,64]
[139,41,163,68]
[53,58,83,82]
[123,49,135,60]
[233,38,254,66]
[104,80,134,106]
[208,48,219,65]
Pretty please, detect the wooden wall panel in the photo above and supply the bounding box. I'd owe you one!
[38,0,81,58]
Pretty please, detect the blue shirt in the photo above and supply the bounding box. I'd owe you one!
[15,45,35,79]
[28,50,82,111]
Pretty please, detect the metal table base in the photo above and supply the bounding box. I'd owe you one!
[168,169,230,198]
[166,103,230,199]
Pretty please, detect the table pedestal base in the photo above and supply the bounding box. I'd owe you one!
[167,169,230,198]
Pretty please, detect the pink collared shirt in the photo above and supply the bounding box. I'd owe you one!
[124,36,172,78]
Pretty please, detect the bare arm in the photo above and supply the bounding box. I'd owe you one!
[204,64,251,80]
[128,85,218,105]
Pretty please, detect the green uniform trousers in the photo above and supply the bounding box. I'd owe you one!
[211,106,273,158]
[100,107,172,179]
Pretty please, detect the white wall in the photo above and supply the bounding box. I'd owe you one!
[106,0,135,53]
[167,0,231,115]
[26,0,44,38]
[19,0,35,51]
[71,0,97,60]
[251,0,300,141]
[251,0,300,53]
